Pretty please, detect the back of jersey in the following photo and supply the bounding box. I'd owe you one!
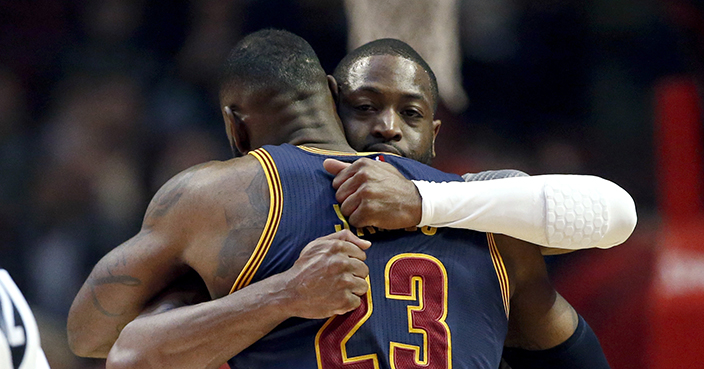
[228,144,509,369]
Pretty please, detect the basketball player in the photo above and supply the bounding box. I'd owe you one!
[326,38,636,254]
[0,269,51,369]
[323,38,628,368]
[68,30,609,368]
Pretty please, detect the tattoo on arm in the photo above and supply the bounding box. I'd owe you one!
[145,171,196,220]
[215,167,269,283]
[246,168,269,215]
[88,240,144,318]
[89,276,141,318]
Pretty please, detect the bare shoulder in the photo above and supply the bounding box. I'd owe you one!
[67,159,266,355]
[143,156,264,226]
[142,155,270,297]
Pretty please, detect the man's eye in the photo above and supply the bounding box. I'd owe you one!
[402,109,422,118]
[355,104,374,112]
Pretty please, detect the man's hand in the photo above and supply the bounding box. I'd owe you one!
[283,230,371,319]
[324,158,422,230]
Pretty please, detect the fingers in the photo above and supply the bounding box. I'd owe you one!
[323,159,351,179]
[328,158,374,190]
[334,168,366,205]
[348,258,370,279]
[347,205,372,229]
[340,195,377,229]
[332,160,378,210]
[328,231,370,281]
[329,229,371,251]
[349,276,369,297]
[328,157,399,205]
[338,191,362,221]
[335,294,362,315]
[289,230,373,319]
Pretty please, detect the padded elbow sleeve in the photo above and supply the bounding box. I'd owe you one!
[414,174,637,249]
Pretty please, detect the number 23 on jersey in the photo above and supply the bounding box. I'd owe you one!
[315,253,451,369]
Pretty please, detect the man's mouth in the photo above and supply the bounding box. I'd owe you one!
[364,143,403,156]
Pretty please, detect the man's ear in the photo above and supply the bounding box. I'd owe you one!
[431,119,442,158]
[223,106,236,154]
[327,75,340,105]
[223,106,251,155]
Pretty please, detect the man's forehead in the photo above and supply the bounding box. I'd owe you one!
[345,55,432,97]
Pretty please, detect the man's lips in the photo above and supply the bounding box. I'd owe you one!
[364,143,403,156]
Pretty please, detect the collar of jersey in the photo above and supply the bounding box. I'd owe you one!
[296,145,402,157]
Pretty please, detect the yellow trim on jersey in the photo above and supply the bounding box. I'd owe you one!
[296,145,401,157]
[229,148,284,294]
[487,233,510,318]
[333,204,350,232]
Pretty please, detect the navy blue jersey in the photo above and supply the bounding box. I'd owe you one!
[228,144,509,369]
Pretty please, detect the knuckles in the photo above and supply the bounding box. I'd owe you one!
[355,169,371,182]
[357,183,375,197]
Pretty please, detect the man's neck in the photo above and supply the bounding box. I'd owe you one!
[283,102,356,153]
[254,92,356,153]
[286,124,356,153]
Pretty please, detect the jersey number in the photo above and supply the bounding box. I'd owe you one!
[0,283,26,347]
[315,254,451,369]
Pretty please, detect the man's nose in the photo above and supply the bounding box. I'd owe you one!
[372,109,402,141]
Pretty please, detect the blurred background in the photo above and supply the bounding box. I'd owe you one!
[0,0,702,368]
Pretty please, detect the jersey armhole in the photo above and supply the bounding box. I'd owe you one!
[229,148,284,294]
[487,233,510,318]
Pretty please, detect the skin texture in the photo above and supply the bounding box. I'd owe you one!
[336,55,441,165]
[69,47,586,368]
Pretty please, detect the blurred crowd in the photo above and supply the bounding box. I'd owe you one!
[0,0,701,368]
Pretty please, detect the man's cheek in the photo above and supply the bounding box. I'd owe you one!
[347,128,367,147]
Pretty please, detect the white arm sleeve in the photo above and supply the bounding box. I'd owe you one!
[414,175,637,249]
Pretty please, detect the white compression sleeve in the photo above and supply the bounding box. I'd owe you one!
[414,175,637,249]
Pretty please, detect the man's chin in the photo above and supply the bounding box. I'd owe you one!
[361,143,433,165]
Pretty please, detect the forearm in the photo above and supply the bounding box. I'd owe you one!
[414,174,637,250]
[68,258,171,358]
[503,314,610,369]
[68,248,187,358]
[68,285,142,358]
[106,274,293,369]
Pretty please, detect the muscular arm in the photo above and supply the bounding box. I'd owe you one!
[70,152,373,365]
[68,157,271,358]
[495,234,576,349]
[324,158,637,251]
[106,272,297,369]
[494,234,610,368]
[67,166,205,358]
[105,230,371,369]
